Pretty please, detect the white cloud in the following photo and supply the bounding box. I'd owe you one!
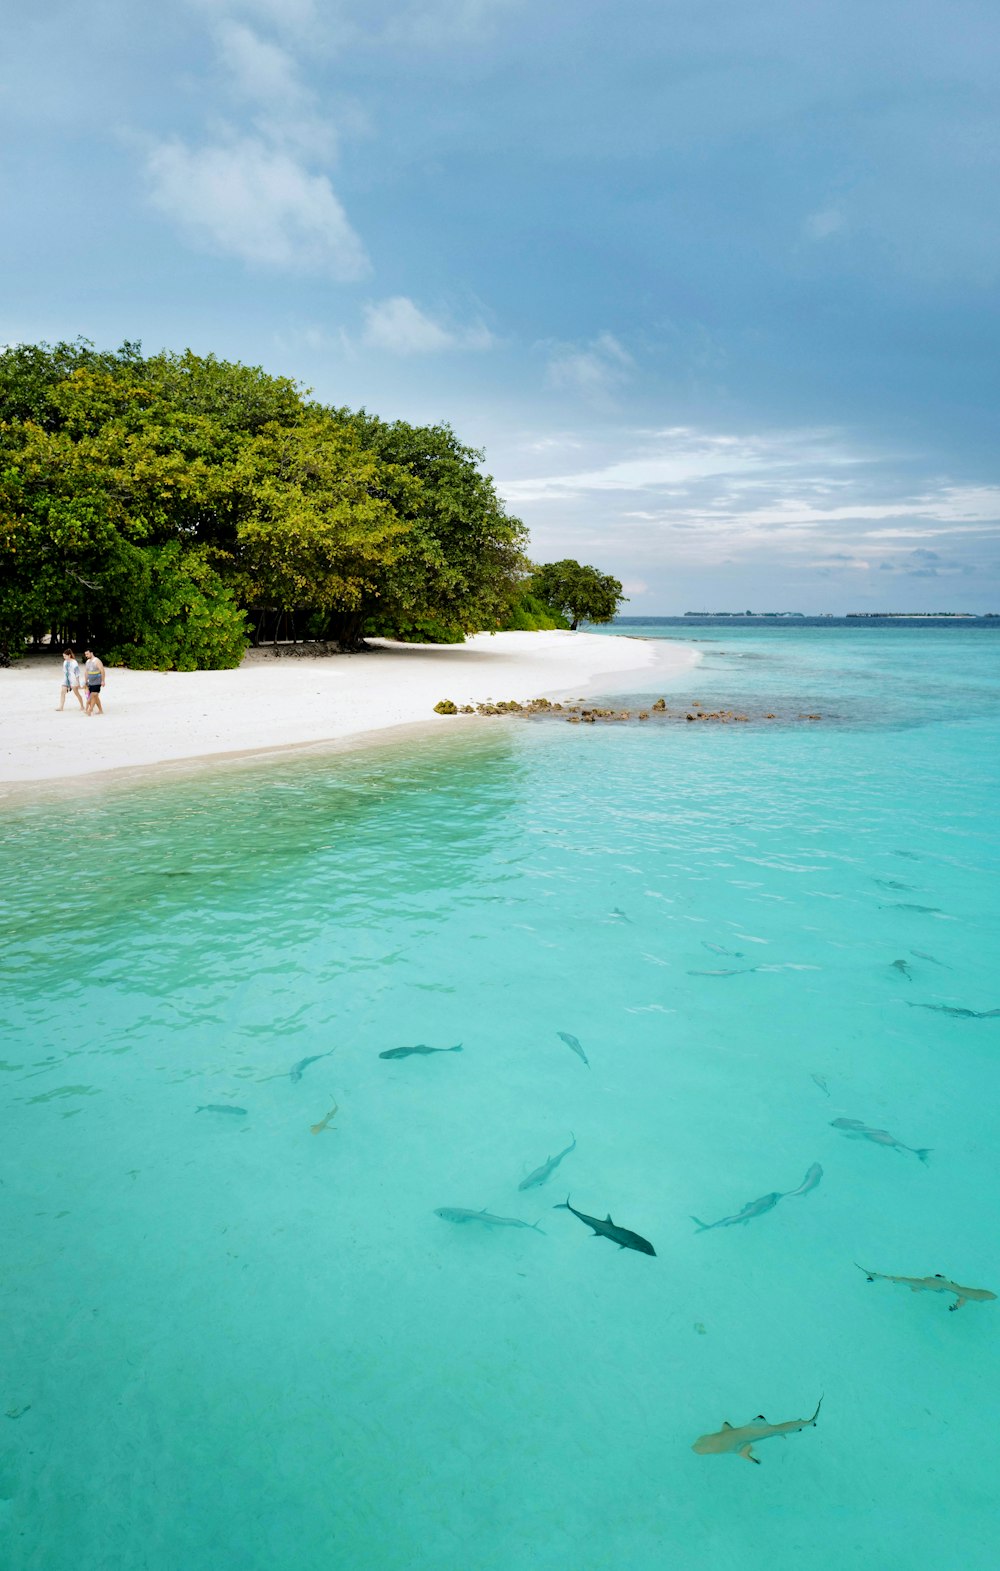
[145,136,368,277]
[804,207,846,241]
[361,296,494,353]
[546,331,634,400]
[217,20,303,105]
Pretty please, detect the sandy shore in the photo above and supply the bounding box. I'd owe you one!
[1,631,698,787]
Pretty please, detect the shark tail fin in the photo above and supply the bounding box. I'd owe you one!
[553,1196,571,1211]
[448,1045,463,1052]
[531,1220,546,1233]
[915,1148,932,1164]
[810,1396,824,1425]
[691,1216,710,1232]
[855,1263,876,1281]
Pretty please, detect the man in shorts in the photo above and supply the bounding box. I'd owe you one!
[83,649,106,715]
[58,648,85,711]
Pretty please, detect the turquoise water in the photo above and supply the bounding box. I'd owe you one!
[3,625,999,1570]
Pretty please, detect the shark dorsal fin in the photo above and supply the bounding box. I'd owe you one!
[934,1273,944,1278]
[605,1213,613,1222]
[722,1421,733,1430]
[754,1414,767,1422]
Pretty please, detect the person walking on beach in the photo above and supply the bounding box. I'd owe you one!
[83,649,106,715]
[58,648,85,711]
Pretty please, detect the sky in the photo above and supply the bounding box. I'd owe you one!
[4,0,1000,613]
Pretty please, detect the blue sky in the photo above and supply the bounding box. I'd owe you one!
[4,0,1000,612]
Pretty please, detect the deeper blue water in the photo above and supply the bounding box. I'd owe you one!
[2,624,999,1570]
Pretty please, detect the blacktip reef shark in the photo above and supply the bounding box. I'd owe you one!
[557,1031,590,1067]
[907,1002,1000,1019]
[519,1134,576,1190]
[831,1118,930,1162]
[310,1099,338,1135]
[783,1162,823,1197]
[693,1398,823,1464]
[857,1264,997,1312]
[692,1191,784,1231]
[435,1207,544,1232]
[555,1197,656,1255]
[289,1052,334,1083]
[196,1104,247,1116]
[379,1043,463,1059]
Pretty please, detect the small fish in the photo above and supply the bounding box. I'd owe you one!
[519,1134,576,1190]
[557,1031,589,1067]
[196,1104,248,1116]
[880,903,942,913]
[289,1052,333,1083]
[874,878,913,891]
[891,959,913,980]
[703,941,745,958]
[693,1398,822,1464]
[310,1099,338,1135]
[555,1196,655,1255]
[686,967,754,977]
[379,1043,463,1059]
[783,1162,823,1198]
[857,1264,997,1312]
[831,1118,930,1162]
[910,949,949,967]
[611,907,633,923]
[691,1192,784,1232]
[907,1003,1000,1020]
[435,1207,544,1232]
[810,1073,831,1097]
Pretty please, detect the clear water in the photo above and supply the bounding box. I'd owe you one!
[3,624,999,1570]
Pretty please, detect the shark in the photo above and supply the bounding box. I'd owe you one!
[196,1104,247,1116]
[555,1197,656,1255]
[519,1134,576,1190]
[692,1191,784,1231]
[891,959,913,980]
[289,1052,334,1083]
[831,1118,930,1161]
[784,1162,823,1197]
[557,1031,590,1067]
[693,1398,823,1463]
[379,1043,463,1059]
[310,1099,338,1135]
[435,1207,544,1232]
[857,1264,997,1312]
[907,1003,1000,1019]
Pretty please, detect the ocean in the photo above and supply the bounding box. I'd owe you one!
[2,620,999,1570]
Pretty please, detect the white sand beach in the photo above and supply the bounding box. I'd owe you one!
[1,630,699,787]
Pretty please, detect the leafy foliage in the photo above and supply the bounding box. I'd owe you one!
[501,591,570,631]
[530,559,626,630]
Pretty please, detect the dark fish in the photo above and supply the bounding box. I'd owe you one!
[555,1196,656,1256]
[289,1052,333,1082]
[891,959,913,980]
[196,1104,248,1116]
[519,1134,576,1190]
[692,1192,784,1231]
[379,1043,463,1059]
[611,907,633,923]
[910,949,949,967]
[557,1031,589,1067]
[435,1207,543,1232]
[831,1117,930,1161]
[811,1073,831,1097]
[783,1162,823,1198]
[880,903,942,913]
[703,941,745,957]
[907,1003,1000,1020]
[874,878,914,891]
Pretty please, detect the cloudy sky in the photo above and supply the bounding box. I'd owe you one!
[4,0,1000,612]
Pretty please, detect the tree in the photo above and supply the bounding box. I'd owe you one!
[530,559,626,629]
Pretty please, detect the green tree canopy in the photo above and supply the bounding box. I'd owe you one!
[530,559,626,629]
[0,341,530,664]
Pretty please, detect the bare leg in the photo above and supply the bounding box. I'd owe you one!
[91,691,104,714]
[58,686,67,711]
[74,685,86,711]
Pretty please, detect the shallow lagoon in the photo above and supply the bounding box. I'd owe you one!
[2,625,999,1570]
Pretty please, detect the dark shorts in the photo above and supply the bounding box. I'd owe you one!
[87,682,102,694]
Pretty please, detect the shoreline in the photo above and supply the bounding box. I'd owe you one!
[1,631,699,793]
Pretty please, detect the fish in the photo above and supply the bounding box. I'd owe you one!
[519,1134,576,1190]
[611,907,633,923]
[907,1003,1000,1020]
[910,949,949,967]
[810,1073,831,1097]
[693,1397,823,1464]
[686,967,755,977]
[555,1197,655,1255]
[857,1264,996,1312]
[435,1207,544,1232]
[310,1099,338,1135]
[691,1191,784,1231]
[703,941,745,957]
[891,959,913,980]
[289,1052,333,1083]
[557,1031,589,1067]
[196,1104,248,1116]
[783,1162,823,1198]
[874,878,914,891]
[831,1118,930,1162]
[379,1043,463,1059]
[880,903,942,913]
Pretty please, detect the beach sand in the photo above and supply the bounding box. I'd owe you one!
[1,631,698,787]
